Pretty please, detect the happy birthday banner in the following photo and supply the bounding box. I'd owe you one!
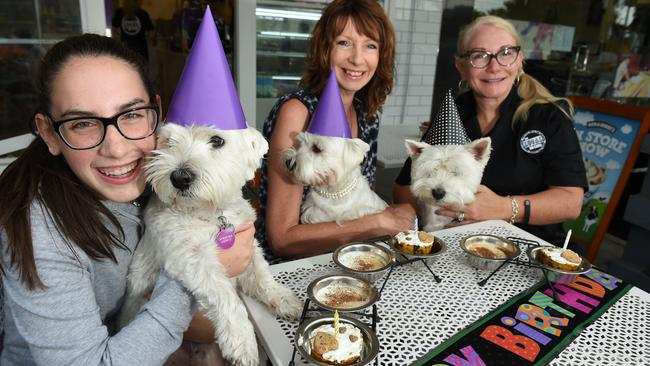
[414,269,631,366]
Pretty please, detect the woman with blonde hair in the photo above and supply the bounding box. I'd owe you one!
[395,15,587,244]
[258,0,415,261]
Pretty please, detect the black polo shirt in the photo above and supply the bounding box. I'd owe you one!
[112,8,154,60]
[395,89,587,243]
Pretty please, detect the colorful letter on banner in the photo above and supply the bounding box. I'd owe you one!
[567,276,606,299]
[544,284,600,314]
[442,345,487,366]
[480,325,540,362]
[515,304,569,336]
[585,268,622,290]
[529,291,576,318]
[501,316,552,345]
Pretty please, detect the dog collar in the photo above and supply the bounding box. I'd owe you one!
[312,177,358,200]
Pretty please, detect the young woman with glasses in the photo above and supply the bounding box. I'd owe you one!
[0,34,254,365]
[394,16,588,245]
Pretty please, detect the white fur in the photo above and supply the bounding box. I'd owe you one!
[282,131,387,224]
[406,137,491,231]
[120,124,302,366]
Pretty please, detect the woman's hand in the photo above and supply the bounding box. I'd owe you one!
[437,185,510,227]
[437,185,584,227]
[381,203,417,233]
[217,221,255,277]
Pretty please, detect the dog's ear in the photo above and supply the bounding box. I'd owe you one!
[296,131,309,146]
[467,137,492,166]
[156,123,180,147]
[350,138,370,154]
[344,138,370,165]
[241,127,269,180]
[246,127,269,160]
[405,139,428,158]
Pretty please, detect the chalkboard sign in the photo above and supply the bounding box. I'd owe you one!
[563,96,650,262]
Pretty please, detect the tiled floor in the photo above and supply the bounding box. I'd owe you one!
[373,165,627,268]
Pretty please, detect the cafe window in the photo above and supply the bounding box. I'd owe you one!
[254,0,328,126]
[137,0,236,115]
[475,0,650,105]
[433,0,650,111]
[255,1,327,99]
[0,0,106,157]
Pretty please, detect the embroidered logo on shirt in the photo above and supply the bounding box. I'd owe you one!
[520,130,546,154]
[122,15,142,36]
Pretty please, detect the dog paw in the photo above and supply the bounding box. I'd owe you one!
[220,322,259,366]
[269,285,303,320]
[228,341,259,366]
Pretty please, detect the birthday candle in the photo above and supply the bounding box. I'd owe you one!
[334,310,339,336]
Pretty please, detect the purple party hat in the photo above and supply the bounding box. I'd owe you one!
[422,90,470,145]
[306,70,352,138]
[165,7,246,130]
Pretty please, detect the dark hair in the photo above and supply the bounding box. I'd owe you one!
[300,0,395,117]
[0,34,154,290]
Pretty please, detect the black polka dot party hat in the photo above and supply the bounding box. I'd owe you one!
[422,90,470,145]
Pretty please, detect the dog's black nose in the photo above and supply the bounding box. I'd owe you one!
[170,168,195,191]
[285,159,296,172]
[432,188,446,200]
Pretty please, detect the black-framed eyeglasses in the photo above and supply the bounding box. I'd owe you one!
[459,46,521,69]
[46,105,160,150]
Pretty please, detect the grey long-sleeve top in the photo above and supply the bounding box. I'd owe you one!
[1,200,194,365]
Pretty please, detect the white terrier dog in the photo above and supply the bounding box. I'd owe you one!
[121,123,302,366]
[282,131,387,224]
[405,137,491,231]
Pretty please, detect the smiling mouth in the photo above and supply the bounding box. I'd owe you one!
[482,77,507,83]
[344,69,365,78]
[97,160,139,178]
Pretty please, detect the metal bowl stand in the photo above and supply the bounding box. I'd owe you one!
[372,236,443,294]
[289,298,379,366]
[289,236,445,365]
[476,237,561,301]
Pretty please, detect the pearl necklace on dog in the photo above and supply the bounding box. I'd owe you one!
[312,177,358,200]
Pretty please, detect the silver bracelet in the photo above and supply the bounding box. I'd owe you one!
[507,195,519,224]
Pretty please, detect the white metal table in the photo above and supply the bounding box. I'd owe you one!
[243,220,650,366]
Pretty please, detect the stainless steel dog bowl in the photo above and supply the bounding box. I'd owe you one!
[460,235,520,271]
[528,246,591,284]
[333,242,395,283]
[388,233,447,265]
[295,315,379,366]
[307,274,378,312]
